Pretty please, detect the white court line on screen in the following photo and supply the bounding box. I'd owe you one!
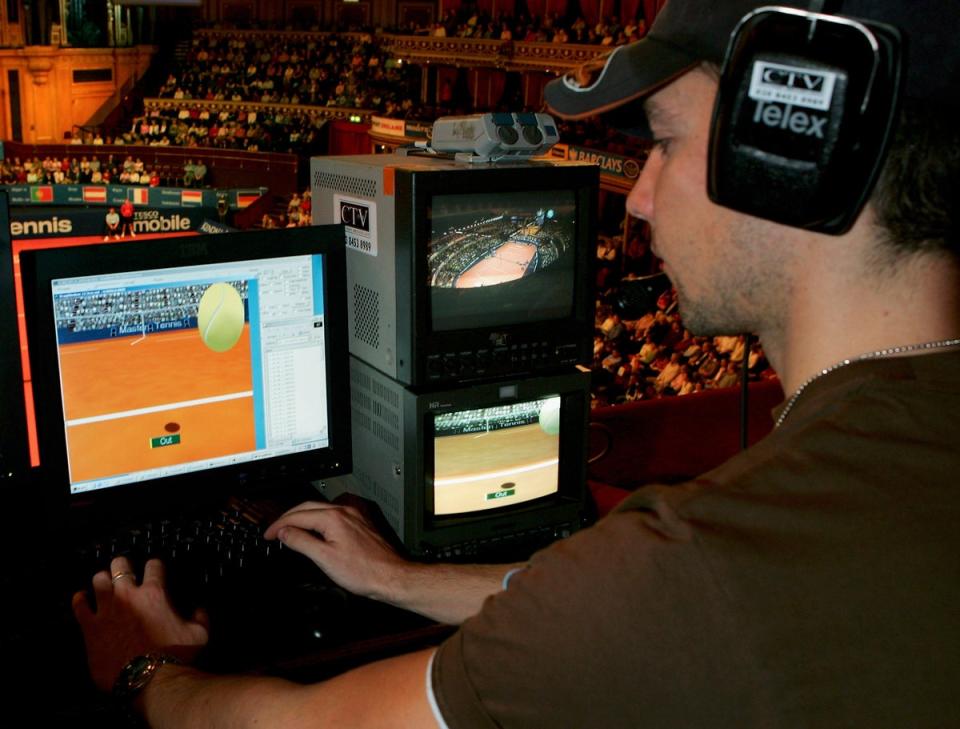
[66,391,253,426]
[433,458,558,487]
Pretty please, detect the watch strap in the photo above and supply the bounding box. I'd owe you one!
[112,652,183,702]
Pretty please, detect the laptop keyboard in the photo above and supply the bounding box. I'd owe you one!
[74,502,293,603]
[66,493,355,671]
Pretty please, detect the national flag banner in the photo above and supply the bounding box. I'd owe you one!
[181,190,204,206]
[130,188,149,205]
[237,191,260,208]
[82,186,107,203]
[29,185,53,203]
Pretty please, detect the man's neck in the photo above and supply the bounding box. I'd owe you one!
[762,246,960,398]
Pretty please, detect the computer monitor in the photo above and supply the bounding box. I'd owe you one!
[9,219,202,472]
[311,153,598,387]
[323,356,592,560]
[19,226,351,514]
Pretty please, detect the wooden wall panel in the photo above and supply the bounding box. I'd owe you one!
[0,45,157,143]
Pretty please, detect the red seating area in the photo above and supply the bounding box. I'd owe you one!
[587,379,785,516]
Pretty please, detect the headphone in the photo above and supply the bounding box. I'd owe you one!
[708,2,903,234]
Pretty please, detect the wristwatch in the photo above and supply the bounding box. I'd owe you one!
[112,653,182,701]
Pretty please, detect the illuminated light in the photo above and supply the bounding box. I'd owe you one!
[349,114,363,123]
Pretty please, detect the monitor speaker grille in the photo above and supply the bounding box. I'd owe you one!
[313,170,377,198]
[353,284,381,349]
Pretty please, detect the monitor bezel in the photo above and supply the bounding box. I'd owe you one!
[396,162,597,383]
[20,226,351,515]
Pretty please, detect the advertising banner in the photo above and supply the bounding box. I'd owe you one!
[10,207,206,239]
[1,184,264,210]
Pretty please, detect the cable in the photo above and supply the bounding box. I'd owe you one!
[739,333,753,450]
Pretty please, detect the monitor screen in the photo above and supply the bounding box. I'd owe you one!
[431,394,561,516]
[21,227,350,503]
[51,256,328,494]
[428,189,577,332]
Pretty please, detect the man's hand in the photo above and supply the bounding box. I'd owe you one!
[72,556,210,693]
[265,499,521,625]
[264,501,408,604]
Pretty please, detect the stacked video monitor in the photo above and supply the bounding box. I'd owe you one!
[312,152,599,560]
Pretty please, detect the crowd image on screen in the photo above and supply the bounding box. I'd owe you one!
[434,401,543,437]
[55,281,248,336]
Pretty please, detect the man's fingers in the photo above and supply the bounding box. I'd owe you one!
[90,570,114,612]
[142,558,166,587]
[109,556,137,590]
[192,606,211,631]
[274,524,332,564]
[72,590,93,623]
[276,500,337,520]
[265,506,341,539]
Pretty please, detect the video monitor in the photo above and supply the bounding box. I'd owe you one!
[311,153,598,387]
[431,395,561,515]
[20,227,350,506]
[326,356,590,560]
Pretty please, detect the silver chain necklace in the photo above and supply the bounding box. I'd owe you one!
[774,337,960,428]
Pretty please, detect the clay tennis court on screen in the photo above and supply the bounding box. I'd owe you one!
[58,325,254,484]
[433,422,559,514]
[454,240,537,288]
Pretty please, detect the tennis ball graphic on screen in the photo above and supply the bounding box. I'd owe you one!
[197,282,244,352]
[538,398,561,436]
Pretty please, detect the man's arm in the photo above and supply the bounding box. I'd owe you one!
[138,648,439,729]
[264,501,521,625]
[73,556,441,729]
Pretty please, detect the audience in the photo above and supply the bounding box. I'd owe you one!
[391,7,647,46]
[0,154,201,189]
[8,17,771,409]
[591,228,777,407]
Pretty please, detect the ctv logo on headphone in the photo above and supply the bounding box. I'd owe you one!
[747,60,837,139]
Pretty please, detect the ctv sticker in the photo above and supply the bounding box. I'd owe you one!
[334,193,377,257]
[748,61,837,111]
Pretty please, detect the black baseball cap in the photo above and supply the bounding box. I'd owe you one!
[544,0,959,124]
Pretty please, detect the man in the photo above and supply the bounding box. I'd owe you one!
[119,198,136,238]
[103,207,120,241]
[72,1,959,727]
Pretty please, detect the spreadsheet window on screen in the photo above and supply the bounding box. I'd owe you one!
[49,254,329,495]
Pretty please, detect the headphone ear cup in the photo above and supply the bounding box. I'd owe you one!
[707,7,902,234]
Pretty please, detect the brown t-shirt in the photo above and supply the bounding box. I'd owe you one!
[432,349,960,728]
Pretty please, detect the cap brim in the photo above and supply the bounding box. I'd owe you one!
[544,37,700,123]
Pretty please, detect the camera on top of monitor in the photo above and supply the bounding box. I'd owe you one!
[418,112,561,163]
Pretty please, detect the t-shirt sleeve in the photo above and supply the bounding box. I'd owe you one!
[430,488,757,729]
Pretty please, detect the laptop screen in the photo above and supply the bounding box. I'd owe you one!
[21,227,351,504]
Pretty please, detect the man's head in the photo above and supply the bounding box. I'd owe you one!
[545,0,959,258]
[545,0,959,337]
